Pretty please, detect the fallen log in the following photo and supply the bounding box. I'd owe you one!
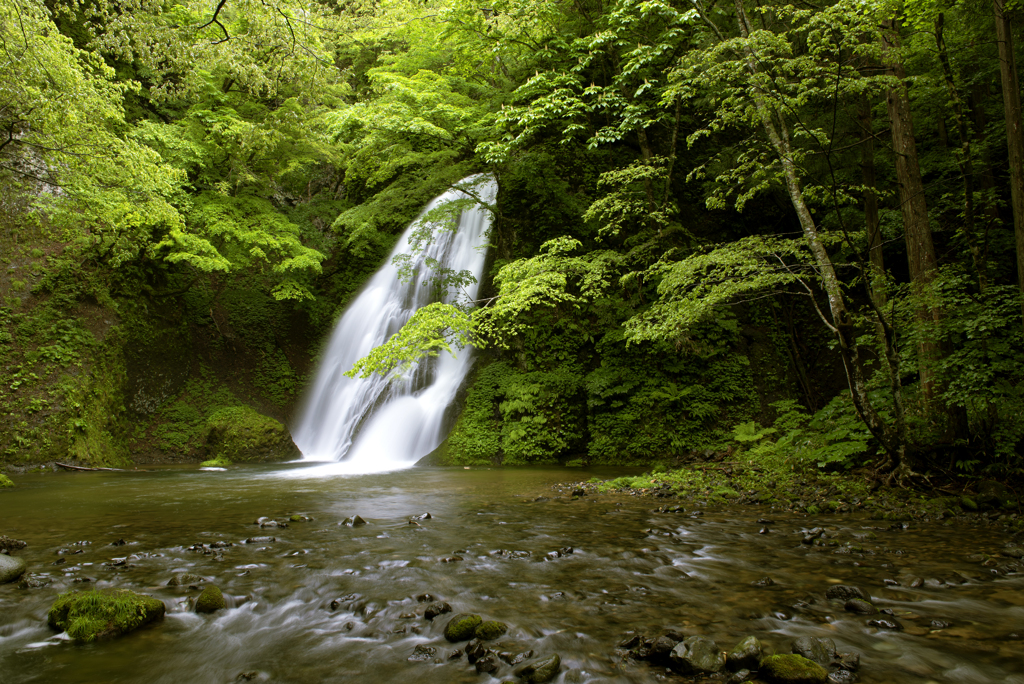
[55,462,125,472]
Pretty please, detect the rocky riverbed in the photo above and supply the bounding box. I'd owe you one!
[1,464,1022,684]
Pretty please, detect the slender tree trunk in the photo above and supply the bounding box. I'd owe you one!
[883,20,941,409]
[994,0,1024,328]
[859,95,886,307]
[732,0,909,477]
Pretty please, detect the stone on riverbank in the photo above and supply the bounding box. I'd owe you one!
[514,654,561,683]
[195,585,226,613]
[444,613,482,642]
[201,406,300,463]
[47,589,165,642]
[759,654,829,684]
[0,553,27,584]
[670,635,726,675]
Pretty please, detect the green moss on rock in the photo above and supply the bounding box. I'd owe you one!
[759,654,829,684]
[0,474,12,487]
[475,620,508,640]
[195,585,226,613]
[444,613,482,642]
[202,406,300,463]
[47,589,165,642]
[200,456,232,467]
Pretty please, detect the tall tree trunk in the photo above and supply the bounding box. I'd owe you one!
[883,20,941,409]
[936,13,986,290]
[859,95,886,307]
[731,0,909,478]
[994,0,1024,328]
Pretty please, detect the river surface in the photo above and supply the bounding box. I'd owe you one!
[1,464,1022,684]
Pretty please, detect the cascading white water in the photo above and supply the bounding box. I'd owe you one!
[290,177,495,474]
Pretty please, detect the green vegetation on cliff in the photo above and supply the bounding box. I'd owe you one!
[2,0,1024,486]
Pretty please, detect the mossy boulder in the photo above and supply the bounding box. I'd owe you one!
[514,654,561,683]
[195,585,226,613]
[0,554,27,584]
[444,613,482,642]
[760,654,829,684]
[200,456,232,467]
[47,589,165,642]
[201,406,300,463]
[475,620,508,640]
[0,474,13,488]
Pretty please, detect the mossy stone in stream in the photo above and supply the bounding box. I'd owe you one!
[0,474,13,488]
[47,589,165,642]
[759,654,829,684]
[444,613,482,642]
[201,406,300,463]
[195,585,226,613]
[0,554,27,584]
[200,456,231,467]
[514,654,561,683]
[475,620,508,640]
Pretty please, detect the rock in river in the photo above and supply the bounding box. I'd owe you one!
[792,637,836,667]
[0,553,27,584]
[195,585,226,613]
[515,654,561,683]
[727,636,762,671]
[475,620,508,640]
[47,589,165,642]
[825,585,870,602]
[444,613,482,642]
[759,654,829,684]
[670,636,726,675]
[424,601,452,621]
[844,598,876,615]
[0,535,27,553]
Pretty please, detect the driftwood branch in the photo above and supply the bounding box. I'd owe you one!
[56,462,125,472]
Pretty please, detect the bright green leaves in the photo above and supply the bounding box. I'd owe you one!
[624,236,815,345]
[346,302,475,378]
[160,192,324,300]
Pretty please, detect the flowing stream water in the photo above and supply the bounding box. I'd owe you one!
[291,177,496,471]
[1,465,1023,684]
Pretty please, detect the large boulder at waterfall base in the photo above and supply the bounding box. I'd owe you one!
[759,655,829,683]
[201,406,300,463]
[0,553,27,583]
[444,613,482,642]
[47,589,165,642]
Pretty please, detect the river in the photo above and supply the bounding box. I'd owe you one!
[1,464,1022,683]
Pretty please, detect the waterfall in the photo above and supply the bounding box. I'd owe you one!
[290,177,495,473]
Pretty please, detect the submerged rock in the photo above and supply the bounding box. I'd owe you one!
[515,654,561,683]
[195,585,226,613]
[0,554,27,584]
[341,516,367,527]
[759,654,829,684]
[444,613,482,642]
[408,645,436,662]
[47,589,165,642]
[670,636,726,675]
[167,573,205,587]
